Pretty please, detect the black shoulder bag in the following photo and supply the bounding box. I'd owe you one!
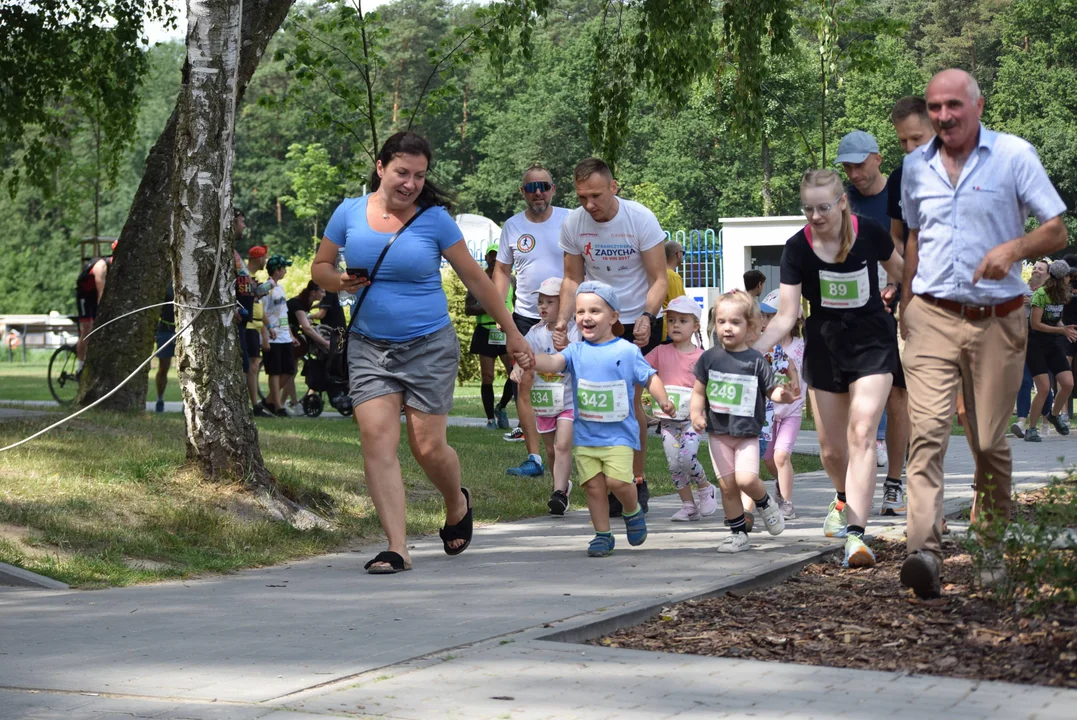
[325,206,429,386]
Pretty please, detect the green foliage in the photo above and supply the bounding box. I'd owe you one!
[0,1,176,197]
[622,182,687,232]
[443,269,479,383]
[280,143,344,240]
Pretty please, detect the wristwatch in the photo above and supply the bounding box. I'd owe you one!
[641,311,658,326]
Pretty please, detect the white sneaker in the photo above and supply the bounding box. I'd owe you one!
[758,495,785,535]
[717,533,751,553]
[875,440,886,467]
[696,484,718,517]
[671,501,700,522]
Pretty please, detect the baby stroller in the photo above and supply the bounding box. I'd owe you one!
[299,325,353,417]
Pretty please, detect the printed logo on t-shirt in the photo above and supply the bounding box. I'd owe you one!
[517,234,536,253]
[586,242,638,261]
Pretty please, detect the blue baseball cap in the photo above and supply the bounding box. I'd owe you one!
[576,281,620,312]
[835,130,880,164]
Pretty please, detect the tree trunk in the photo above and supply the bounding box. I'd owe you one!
[172,0,251,480]
[761,135,773,216]
[78,0,296,411]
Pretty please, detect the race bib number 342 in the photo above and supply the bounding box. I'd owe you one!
[706,370,758,418]
[576,379,630,422]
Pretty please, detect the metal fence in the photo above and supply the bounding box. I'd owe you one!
[666,228,721,288]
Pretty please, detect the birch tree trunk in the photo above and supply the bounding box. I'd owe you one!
[78,0,296,411]
[171,0,252,482]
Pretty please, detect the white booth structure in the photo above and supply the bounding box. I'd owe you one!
[718,215,804,297]
[455,213,502,262]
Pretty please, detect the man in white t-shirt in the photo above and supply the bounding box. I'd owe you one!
[554,157,668,513]
[494,164,570,477]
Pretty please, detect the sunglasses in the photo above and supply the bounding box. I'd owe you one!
[522,181,552,194]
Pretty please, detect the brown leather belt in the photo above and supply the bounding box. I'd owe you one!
[917,293,1024,321]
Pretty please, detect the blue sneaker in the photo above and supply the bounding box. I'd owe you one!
[587,533,615,557]
[506,458,544,477]
[495,408,511,429]
[154,399,165,413]
[624,510,648,546]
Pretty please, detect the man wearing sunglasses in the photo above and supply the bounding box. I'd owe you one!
[493,165,571,477]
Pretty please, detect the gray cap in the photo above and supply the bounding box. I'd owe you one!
[835,130,880,164]
[576,280,620,312]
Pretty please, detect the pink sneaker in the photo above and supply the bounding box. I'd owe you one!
[696,484,718,517]
[671,501,700,522]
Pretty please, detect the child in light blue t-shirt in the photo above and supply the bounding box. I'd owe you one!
[531,281,675,557]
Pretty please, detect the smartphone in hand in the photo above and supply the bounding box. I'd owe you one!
[346,267,369,281]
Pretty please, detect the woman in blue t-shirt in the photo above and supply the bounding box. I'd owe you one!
[312,132,532,575]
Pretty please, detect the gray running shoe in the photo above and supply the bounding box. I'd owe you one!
[1024,427,1042,443]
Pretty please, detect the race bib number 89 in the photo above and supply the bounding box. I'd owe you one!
[819,267,869,309]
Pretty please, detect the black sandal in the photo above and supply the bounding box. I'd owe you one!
[439,487,473,556]
[364,551,412,574]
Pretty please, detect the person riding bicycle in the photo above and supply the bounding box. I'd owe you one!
[75,240,117,372]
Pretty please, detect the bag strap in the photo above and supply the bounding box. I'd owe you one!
[351,205,429,325]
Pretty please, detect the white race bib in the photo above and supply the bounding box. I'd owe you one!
[706,370,758,418]
[819,266,870,309]
[487,329,507,346]
[653,384,693,421]
[530,375,566,417]
[576,379,630,423]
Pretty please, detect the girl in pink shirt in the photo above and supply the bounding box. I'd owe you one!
[645,297,718,521]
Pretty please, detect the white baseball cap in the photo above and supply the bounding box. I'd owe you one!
[760,289,780,314]
[537,277,563,296]
[665,295,702,319]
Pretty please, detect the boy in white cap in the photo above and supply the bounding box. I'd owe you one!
[511,277,582,515]
[527,281,676,556]
[645,295,719,521]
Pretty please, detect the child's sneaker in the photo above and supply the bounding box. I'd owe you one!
[547,489,570,516]
[624,510,648,546]
[696,484,718,517]
[823,498,848,538]
[671,501,700,522]
[716,532,750,553]
[842,534,876,568]
[778,497,796,520]
[758,495,785,535]
[587,533,615,557]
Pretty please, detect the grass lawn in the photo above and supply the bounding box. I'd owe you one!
[0,410,823,588]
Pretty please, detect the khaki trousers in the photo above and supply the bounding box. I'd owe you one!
[903,296,1026,562]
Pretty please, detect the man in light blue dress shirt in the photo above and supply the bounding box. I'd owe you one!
[898,69,1068,599]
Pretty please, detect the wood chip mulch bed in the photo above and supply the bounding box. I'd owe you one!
[592,537,1077,688]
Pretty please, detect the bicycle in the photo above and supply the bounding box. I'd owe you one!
[48,343,80,405]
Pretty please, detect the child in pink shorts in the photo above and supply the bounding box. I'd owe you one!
[760,290,806,520]
[645,296,718,522]
[512,278,581,515]
[690,291,798,553]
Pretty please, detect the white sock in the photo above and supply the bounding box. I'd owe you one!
[529,453,543,467]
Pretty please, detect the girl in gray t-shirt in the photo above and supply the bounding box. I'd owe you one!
[690,291,798,554]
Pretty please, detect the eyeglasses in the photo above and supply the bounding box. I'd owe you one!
[522,181,552,194]
[801,201,840,216]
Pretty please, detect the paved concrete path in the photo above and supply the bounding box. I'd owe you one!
[0,431,1073,718]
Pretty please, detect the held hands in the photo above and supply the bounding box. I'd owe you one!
[973,243,1018,284]
[1064,325,1077,343]
[508,331,535,371]
[690,412,707,433]
[552,320,569,351]
[881,283,897,309]
[658,398,676,418]
[773,382,799,404]
[509,365,524,383]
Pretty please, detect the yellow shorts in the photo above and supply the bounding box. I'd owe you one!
[574,445,634,484]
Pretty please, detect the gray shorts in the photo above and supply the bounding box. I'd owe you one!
[347,322,460,414]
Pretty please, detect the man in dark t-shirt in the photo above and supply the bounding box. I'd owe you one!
[887,96,936,255]
[837,130,890,231]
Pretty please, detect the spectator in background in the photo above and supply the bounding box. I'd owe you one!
[743,269,766,298]
[468,245,516,430]
[1024,259,1076,442]
[74,241,115,372]
[1013,259,1051,438]
[285,280,332,414]
[245,245,271,416]
[663,241,687,342]
[1063,254,1077,416]
[152,281,176,413]
[261,254,296,417]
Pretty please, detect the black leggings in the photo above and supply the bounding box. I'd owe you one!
[481,379,514,420]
